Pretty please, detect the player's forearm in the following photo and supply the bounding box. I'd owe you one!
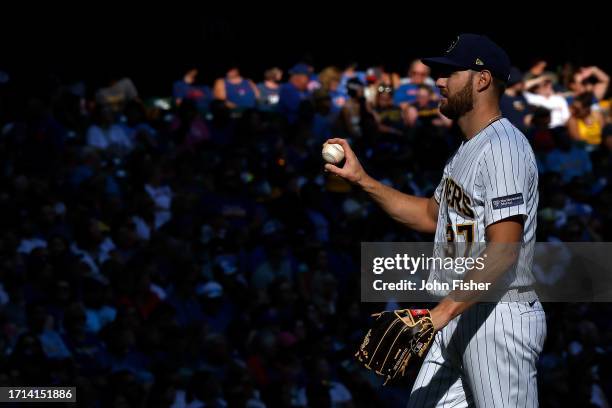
[358,174,437,233]
[431,244,520,325]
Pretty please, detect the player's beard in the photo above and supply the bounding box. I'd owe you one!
[439,74,474,120]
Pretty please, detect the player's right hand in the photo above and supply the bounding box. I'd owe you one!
[323,138,368,185]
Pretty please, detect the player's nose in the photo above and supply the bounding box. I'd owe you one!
[435,78,447,93]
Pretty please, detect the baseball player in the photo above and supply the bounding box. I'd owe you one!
[325,34,546,407]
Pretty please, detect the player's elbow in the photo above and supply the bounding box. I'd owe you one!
[409,216,438,234]
[422,218,439,234]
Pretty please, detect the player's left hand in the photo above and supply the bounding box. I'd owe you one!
[356,309,435,385]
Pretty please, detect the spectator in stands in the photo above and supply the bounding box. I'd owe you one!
[120,101,157,149]
[213,66,259,110]
[524,73,571,128]
[95,77,139,113]
[590,124,612,180]
[501,66,532,133]
[1,51,611,408]
[338,62,367,104]
[568,92,605,149]
[86,106,133,155]
[569,66,610,102]
[525,59,548,79]
[364,66,399,106]
[170,99,210,150]
[318,66,345,114]
[410,84,449,129]
[278,63,312,124]
[372,84,409,135]
[173,67,212,111]
[394,59,436,106]
[529,107,556,156]
[257,67,283,111]
[545,129,593,183]
[295,357,354,407]
[339,78,373,138]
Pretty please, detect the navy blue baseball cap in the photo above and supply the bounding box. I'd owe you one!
[422,34,511,82]
[289,63,311,76]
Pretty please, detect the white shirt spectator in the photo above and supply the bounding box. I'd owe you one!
[17,237,47,254]
[132,215,152,241]
[86,124,133,152]
[524,92,571,128]
[145,184,173,228]
[70,237,116,276]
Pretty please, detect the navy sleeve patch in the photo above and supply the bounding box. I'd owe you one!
[491,193,524,210]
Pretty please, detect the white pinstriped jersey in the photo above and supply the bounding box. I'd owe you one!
[408,118,546,408]
[431,117,538,290]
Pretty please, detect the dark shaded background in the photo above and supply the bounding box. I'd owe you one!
[2,11,610,96]
[0,10,611,408]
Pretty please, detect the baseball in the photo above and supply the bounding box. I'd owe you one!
[322,143,345,164]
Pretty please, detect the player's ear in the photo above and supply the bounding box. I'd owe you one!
[476,70,493,92]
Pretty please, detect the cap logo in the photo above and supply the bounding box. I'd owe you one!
[446,36,459,54]
[475,58,484,66]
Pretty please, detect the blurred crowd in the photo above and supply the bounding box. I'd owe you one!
[0,57,611,408]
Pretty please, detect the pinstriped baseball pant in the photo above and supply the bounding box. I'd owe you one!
[407,301,546,408]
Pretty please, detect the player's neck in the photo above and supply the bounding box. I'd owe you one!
[458,105,502,140]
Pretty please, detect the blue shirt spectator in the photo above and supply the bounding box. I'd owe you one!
[395,59,438,105]
[501,92,530,131]
[213,68,259,110]
[225,79,257,109]
[173,69,212,112]
[545,132,593,183]
[257,67,282,112]
[393,83,420,105]
[501,67,531,133]
[338,63,366,97]
[278,63,311,124]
